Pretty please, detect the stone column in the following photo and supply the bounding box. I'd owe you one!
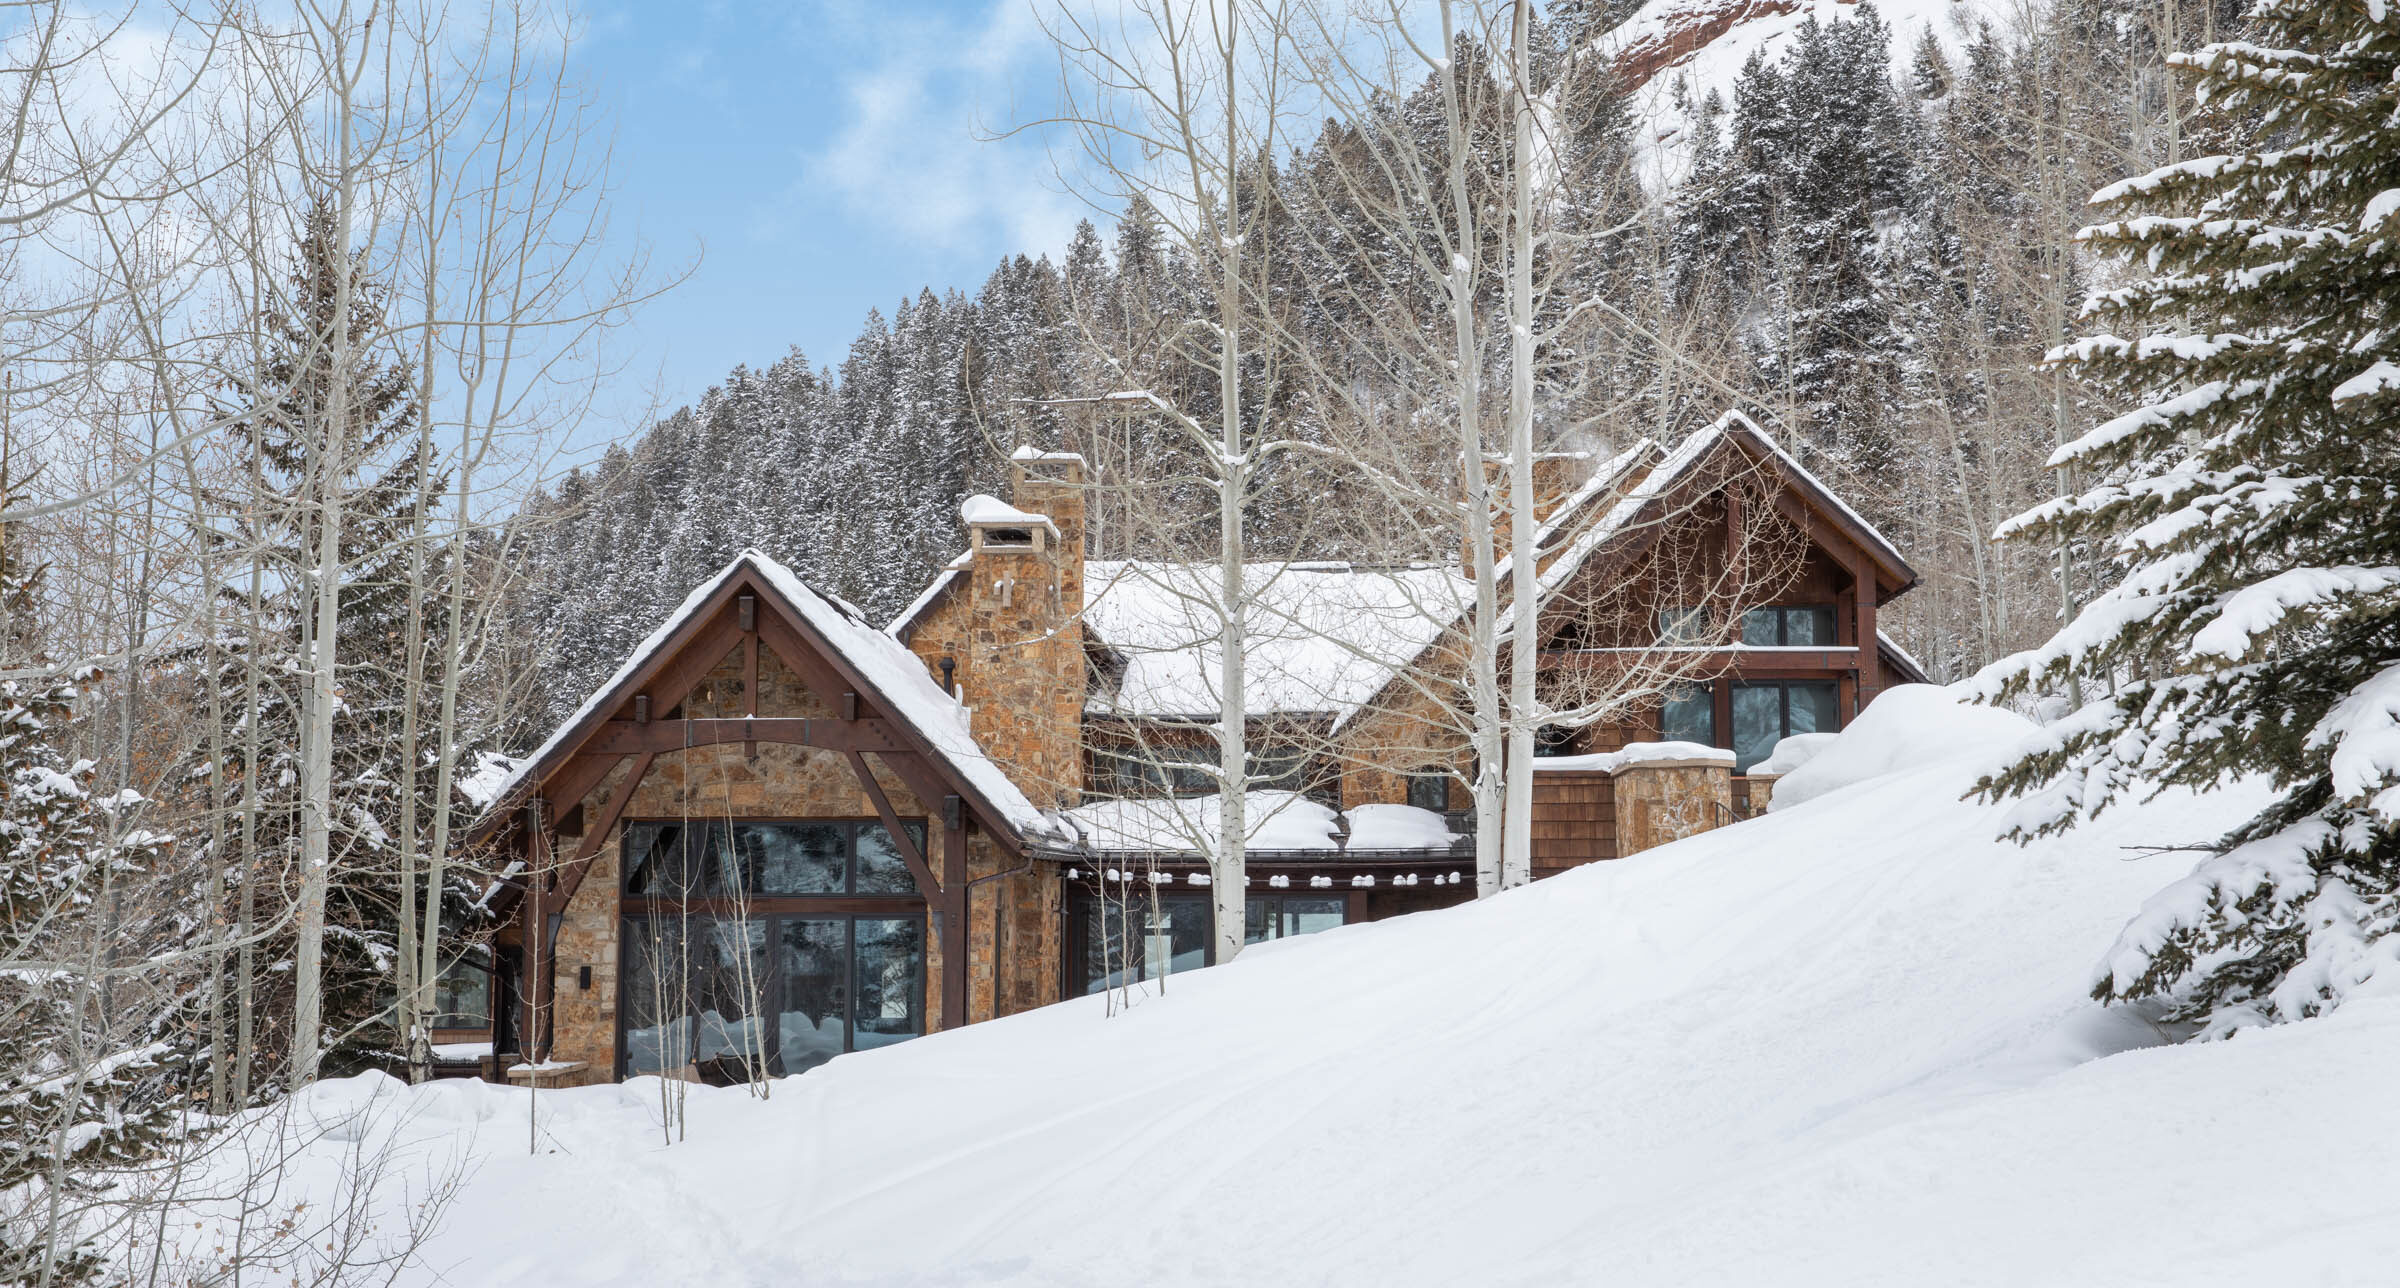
[1609,750,1735,857]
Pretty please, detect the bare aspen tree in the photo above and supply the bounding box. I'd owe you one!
[1499,0,1539,890]
[1260,0,1675,893]
[1031,0,1301,963]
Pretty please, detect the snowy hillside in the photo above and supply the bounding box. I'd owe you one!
[1602,0,2003,184]
[177,697,2400,1286]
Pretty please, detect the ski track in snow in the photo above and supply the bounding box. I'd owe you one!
[177,721,2400,1286]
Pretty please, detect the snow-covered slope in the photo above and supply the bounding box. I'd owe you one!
[1602,0,2003,185]
[183,704,2400,1286]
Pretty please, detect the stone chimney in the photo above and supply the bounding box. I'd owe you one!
[956,448,1087,809]
[1466,450,1593,575]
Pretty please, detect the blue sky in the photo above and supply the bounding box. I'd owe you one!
[563,0,1090,456]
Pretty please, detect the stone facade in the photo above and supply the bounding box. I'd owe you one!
[538,637,1060,1081]
[1610,758,1733,857]
[1337,684,1468,812]
[907,453,1086,812]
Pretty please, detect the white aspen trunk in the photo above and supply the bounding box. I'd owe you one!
[420,419,468,1078]
[235,455,264,1103]
[1211,4,1248,968]
[397,134,445,1079]
[290,399,347,1092]
[1432,0,1505,898]
[292,100,361,1092]
[396,407,432,1081]
[1500,0,1540,892]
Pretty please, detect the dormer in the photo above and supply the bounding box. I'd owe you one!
[962,494,1059,556]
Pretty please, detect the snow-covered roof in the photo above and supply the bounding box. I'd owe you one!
[1498,437,1664,582]
[1528,741,1736,773]
[1062,791,1462,855]
[961,494,1056,534]
[888,555,970,638]
[457,751,526,809]
[1009,444,1087,464]
[482,549,1070,848]
[1082,560,1472,721]
[1876,630,1932,684]
[898,412,1913,731]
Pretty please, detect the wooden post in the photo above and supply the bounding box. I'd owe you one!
[943,794,968,1029]
[1855,572,1880,714]
[518,799,547,1061]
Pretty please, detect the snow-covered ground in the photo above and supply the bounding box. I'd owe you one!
[177,694,2400,1286]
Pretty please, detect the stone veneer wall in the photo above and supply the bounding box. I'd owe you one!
[906,456,1084,812]
[1337,684,1468,812]
[1610,759,1732,857]
[541,640,1060,1083]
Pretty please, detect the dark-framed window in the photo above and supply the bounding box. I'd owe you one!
[622,819,928,897]
[1068,891,1348,995]
[1730,681,1839,772]
[620,911,924,1078]
[1657,605,1716,646]
[1405,770,1449,813]
[1088,747,1216,798]
[1740,605,1837,647]
[1244,895,1345,944]
[430,956,490,1028]
[1247,745,1310,793]
[1532,724,1577,757]
[1661,684,1717,747]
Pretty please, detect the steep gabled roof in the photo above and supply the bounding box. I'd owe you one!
[1526,411,1916,610]
[476,549,1068,850]
[1338,411,1922,729]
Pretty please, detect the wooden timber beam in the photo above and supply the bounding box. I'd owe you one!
[536,753,630,841]
[581,717,908,755]
[875,747,973,1029]
[843,750,942,900]
[942,799,968,1030]
[628,610,747,721]
[551,751,654,912]
[1535,647,1869,673]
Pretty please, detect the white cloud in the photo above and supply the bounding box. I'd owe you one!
[794,2,1089,260]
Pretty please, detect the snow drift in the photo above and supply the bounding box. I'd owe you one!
[1770,681,2037,810]
[172,701,2400,1286]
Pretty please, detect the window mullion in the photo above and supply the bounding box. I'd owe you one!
[844,915,859,1054]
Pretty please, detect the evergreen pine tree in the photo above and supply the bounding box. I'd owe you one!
[218,199,472,1078]
[1909,26,1952,99]
[1977,0,2400,1034]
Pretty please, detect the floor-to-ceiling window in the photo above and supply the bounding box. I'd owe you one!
[619,819,926,1079]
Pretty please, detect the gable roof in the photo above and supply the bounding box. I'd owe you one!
[477,549,1069,849]
[1524,411,1916,610]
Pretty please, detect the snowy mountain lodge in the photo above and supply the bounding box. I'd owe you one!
[451,411,1924,1085]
